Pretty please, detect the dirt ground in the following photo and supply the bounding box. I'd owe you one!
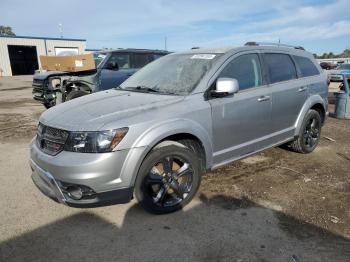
[0,76,349,262]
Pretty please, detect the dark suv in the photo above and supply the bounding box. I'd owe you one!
[32,49,169,108]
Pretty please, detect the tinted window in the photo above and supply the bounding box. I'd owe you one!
[219,54,262,90]
[108,53,130,69]
[133,54,151,68]
[264,53,297,84]
[293,56,319,77]
[153,54,165,60]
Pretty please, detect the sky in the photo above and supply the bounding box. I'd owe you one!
[1,0,349,54]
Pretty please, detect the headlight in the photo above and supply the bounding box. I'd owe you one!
[64,127,128,153]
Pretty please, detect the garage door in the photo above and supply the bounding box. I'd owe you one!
[8,45,39,75]
[54,47,79,56]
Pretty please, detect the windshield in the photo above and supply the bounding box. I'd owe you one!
[337,64,350,70]
[93,53,107,68]
[120,53,221,95]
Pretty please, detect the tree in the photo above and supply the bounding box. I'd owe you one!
[0,26,15,36]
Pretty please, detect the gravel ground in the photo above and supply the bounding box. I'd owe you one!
[0,76,349,262]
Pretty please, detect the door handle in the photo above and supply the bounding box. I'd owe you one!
[298,86,308,92]
[257,96,270,102]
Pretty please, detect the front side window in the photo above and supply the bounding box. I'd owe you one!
[293,55,319,77]
[107,53,130,69]
[219,53,262,90]
[264,53,297,84]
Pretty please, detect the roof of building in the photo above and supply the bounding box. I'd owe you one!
[0,35,86,42]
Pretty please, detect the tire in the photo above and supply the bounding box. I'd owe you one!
[289,109,322,153]
[134,142,202,214]
[43,103,52,109]
[66,90,88,101]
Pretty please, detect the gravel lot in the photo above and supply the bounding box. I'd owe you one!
[0,76,349,262]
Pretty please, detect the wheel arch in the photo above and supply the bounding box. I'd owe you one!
[294,95,327,136]
[132,119,213,169]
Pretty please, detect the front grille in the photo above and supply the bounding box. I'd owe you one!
[32,79,45,99]
[36,123,69,155]
[32,79,46,89]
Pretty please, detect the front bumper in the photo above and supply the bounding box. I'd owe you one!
[29,139,145,207]
[30,159,133,207]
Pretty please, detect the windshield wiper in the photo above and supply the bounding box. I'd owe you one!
[119,85,159,93]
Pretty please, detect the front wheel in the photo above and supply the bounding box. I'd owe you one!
[289,109,322,153]
[135,142,202,214]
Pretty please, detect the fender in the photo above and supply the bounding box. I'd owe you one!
[132,118,213,168]
[294,94,327,136]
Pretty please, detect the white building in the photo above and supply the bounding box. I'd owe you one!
[0,35,86,76]
[316,58,350,65]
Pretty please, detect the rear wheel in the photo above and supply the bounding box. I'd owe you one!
[135,142,201,214]
[289,109,322,153]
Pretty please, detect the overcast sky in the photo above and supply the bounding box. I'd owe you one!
[1,0,349,54]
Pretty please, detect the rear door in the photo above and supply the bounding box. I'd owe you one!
[263,52,307,143]
[209,52,272,165]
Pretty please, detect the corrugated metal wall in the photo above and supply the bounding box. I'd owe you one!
[0,37,86,76]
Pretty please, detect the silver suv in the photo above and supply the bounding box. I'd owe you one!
[30,42,328,214]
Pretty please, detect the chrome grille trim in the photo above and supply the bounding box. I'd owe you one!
[36,123,69,155]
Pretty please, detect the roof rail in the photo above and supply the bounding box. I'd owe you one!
[244,42,305,50]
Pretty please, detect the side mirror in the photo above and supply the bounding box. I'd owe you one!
[105,61,119,70]
[211,77,239,98]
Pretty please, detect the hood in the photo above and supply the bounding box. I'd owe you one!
[34,69,98,81]
[34,71,71,80]
[40,90,184,131]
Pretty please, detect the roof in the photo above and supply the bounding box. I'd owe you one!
[176,43,310,56]
[99,48,170,54]
[0,35,86,42]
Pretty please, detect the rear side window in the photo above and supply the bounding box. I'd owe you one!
[264,53,297,84]
[293,56,319,77]
[153,54,165,60]
[132,53,151,68]
[219,53,262,90]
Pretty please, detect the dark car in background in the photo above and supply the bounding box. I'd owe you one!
[32,49,169,108]
[320,62,337,70]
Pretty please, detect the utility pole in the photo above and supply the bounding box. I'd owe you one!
[164,36,167,50]
[58,23,63,38]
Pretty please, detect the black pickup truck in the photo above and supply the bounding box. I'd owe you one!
[32,49,169,108]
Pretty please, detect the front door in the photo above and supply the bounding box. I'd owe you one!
[99,53,137,91]
[209,53,272,165]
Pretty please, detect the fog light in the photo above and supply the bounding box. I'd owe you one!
[67,186,83,200]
